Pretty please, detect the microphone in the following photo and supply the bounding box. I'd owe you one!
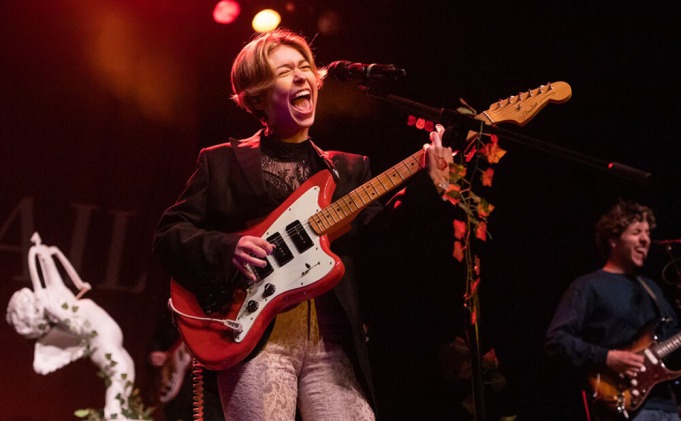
[326,61,406,82]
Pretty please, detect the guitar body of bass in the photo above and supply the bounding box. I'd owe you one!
[170,170,346,371]
[587,320,681,417]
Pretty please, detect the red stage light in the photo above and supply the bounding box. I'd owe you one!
[213,0,240,24]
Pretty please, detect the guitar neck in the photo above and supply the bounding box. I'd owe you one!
[309,150,424,235]
[653,331,681,358]
[308,81,573,236]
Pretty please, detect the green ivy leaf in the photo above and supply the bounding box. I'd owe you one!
[121,373,127,380]
[449,163,466,183]
[478,198,495,218]
[457,106,476,116]
[143,407,156,419]
[71,306,79,312]
[62,303,69,309]
[105,353,112,360]
[74,409,91,417]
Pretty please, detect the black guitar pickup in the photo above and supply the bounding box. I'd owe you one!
[254,258,274,279]
[266,232,293,266]
[286,220,313,253]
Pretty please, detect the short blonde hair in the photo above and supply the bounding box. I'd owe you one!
[231,29,326,122]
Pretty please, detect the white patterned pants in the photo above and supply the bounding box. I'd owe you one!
[217,299,375,421]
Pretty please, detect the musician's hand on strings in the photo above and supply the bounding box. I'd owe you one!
[233,235,275,282]
[606,350,645,377]
[422,124,454,193]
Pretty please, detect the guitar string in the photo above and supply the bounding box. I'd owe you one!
[260,153,423,263]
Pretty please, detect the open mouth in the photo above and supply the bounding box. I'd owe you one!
[290,89,313,113]
[634,248,647,258]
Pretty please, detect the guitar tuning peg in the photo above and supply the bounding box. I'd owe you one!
[496,100,502,109]
[518,92,523,100]
[547,82,553,90]
[537,85,544,94]
[507,97,513,104]
[517,103,522,110]
[527,90,533,97]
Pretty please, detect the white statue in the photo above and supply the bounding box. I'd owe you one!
[6,232,137,419]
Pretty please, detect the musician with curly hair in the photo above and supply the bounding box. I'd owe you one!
[545,201,680,420]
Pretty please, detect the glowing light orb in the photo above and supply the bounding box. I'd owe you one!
[252,9,281,33]
[213,0,240,24]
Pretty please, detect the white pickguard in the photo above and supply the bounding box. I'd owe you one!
[233,187,335,343]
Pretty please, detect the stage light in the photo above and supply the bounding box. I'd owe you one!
[317,10,341,36]
[252,9,281,33]
[213,0,240,24]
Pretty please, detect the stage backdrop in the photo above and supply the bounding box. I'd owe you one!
[3,1,679,420]
[1,1,201,419]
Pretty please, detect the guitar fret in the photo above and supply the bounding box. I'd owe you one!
[319,211,332,228]
[317,213,329,230]
[337,200,351,215]
[329,204,343,221]
[361,184,378,200]
[352,191,367,205]
[309,215,322,234]
[313,150,426,236]
[326,209,338,223]
[369,180,383,195]
[653,332,681,358]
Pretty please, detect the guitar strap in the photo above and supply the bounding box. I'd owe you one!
[636,276,664,321]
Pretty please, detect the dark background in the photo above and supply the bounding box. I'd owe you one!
[1,0,679,419]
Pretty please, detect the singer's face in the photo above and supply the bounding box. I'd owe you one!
[261,45,318,142]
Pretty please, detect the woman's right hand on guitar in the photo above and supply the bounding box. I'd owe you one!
[606,349,644,377]
[233,235,275,282]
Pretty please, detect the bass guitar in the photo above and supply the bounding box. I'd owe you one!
[587,320,681,418]
[170,82,572,370]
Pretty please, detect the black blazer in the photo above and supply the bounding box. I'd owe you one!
[153,130,395,405]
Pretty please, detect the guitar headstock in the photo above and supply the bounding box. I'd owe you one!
[481,81,572,127]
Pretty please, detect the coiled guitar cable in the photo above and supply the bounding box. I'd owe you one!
[192,358,205,421]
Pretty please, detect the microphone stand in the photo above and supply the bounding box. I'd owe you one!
[358,85,652,421]
[359,85,651,184]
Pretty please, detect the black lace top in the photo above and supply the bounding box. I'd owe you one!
[260,133,317,205]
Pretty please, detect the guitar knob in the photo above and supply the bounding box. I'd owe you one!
[631,389,640,397]
[263,283,276,297]
[630,379,638,387]
[247,300,259,312]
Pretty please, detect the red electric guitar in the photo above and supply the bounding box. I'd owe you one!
[170,82,573,370]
